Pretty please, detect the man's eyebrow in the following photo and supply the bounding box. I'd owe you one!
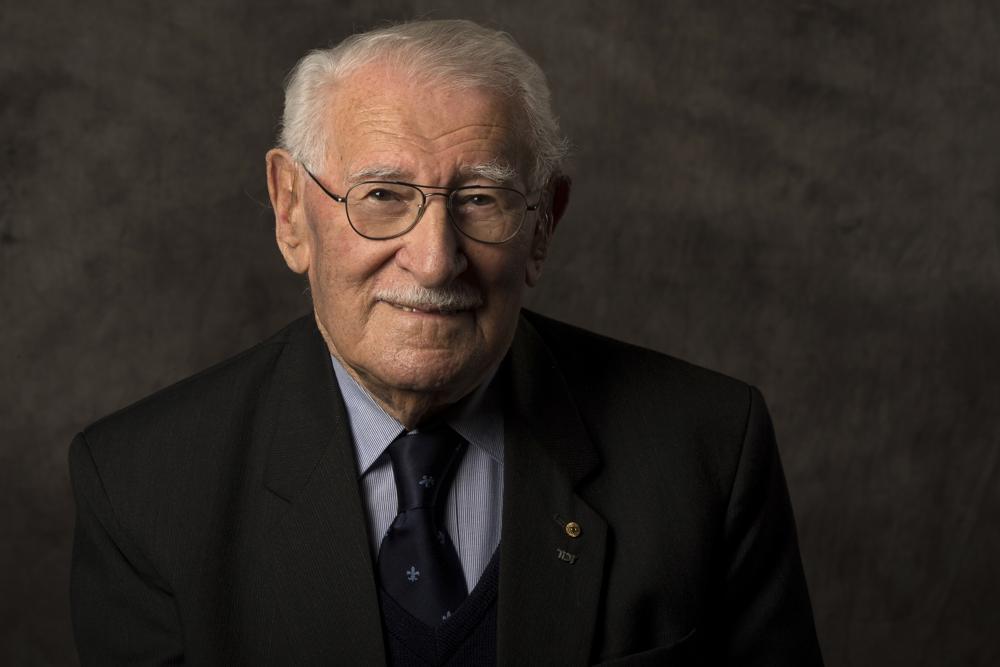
[347,165,408,183]
[462,161,519,186]
[346,161,520,187]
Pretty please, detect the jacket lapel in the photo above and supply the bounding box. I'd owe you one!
[497,314,608,666]
[258,317,386,665]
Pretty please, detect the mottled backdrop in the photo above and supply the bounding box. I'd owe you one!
[2,0,998,665]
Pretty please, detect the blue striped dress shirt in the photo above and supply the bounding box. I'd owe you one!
[329,355,504,592]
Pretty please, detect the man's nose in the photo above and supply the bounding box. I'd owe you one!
[395,194,468,287]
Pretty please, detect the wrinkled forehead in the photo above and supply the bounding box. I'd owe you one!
[322,63,532,186]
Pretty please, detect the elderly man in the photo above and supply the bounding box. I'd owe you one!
[69,19,822,666]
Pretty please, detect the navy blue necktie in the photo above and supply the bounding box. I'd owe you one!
[377,427,468,627]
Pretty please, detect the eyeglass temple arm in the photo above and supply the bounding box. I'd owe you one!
[303,168,347,203]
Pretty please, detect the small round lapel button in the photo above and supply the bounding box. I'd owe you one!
[565,521,581,538]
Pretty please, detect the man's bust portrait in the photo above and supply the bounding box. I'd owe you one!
[68,19,822,666]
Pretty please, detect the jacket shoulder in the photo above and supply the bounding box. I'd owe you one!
[519,310,760,492]
[81,317,309,447]
[520,309,752,410]
[72,316,321,520]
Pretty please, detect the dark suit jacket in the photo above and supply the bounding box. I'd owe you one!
[70,311,822,665]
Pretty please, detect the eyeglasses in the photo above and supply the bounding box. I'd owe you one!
[304,168,539,244]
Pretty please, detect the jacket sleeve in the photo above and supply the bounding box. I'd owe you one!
[719,387,824,665]
[68,432,185,666]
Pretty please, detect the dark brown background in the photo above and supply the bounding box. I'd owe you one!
[2,1,998,664]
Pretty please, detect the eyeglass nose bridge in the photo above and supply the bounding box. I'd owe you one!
[411,190,455,229]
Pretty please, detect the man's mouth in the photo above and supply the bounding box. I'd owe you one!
[383,301,466,315]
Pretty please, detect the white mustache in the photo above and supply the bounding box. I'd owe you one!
[374,284,484,311]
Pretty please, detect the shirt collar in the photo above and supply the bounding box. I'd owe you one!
[330,355,504,479]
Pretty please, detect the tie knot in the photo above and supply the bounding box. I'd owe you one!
[389,426,467,512]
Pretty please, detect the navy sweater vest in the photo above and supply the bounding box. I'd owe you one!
[380,550,499,666]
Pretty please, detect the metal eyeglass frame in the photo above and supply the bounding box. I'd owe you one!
[303,168,539,244]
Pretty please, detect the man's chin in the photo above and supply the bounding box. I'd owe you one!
[371,348,480,391]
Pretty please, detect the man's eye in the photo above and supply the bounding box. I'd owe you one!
[471,194,497,206]
[366,188,397,202]
[456,192,498,207]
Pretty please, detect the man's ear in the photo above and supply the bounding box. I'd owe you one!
[266,148,311,275]
[526,174,571,287]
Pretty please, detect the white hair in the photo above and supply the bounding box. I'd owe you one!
[278,19,568,188]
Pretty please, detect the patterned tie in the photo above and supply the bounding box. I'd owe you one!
[377,426,469,627]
